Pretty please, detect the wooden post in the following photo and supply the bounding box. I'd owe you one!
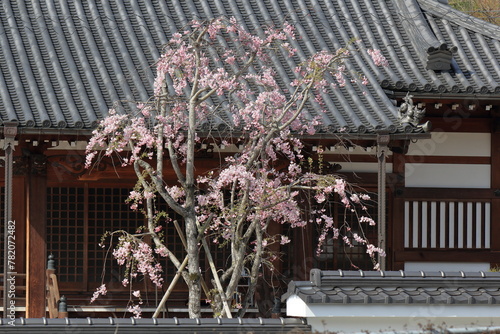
[390,151,406,270]
[490,130,500,266]
[46,254,60,318]
[270,297,281,318]
[26,153,47,318]
[293,222,314,281]
[3,122,17,318]
[12,163,26,281]
[377,134,390,271]
[57,296,68,318]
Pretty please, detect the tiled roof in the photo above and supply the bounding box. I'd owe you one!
[0,317,310,333]
[0,0,498,133]
[404,0,500,94]
[284,269,500,305]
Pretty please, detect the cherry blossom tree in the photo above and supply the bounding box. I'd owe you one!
[86,17,387,319]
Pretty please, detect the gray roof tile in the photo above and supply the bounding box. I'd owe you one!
[284,269,500,305]
[0,317,311,333]
[0,0,498,132]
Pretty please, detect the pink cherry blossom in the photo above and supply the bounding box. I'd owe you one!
[367,49,389,67]
[85,17,388,317]
[90,284,107,303]
[128,304,142,318]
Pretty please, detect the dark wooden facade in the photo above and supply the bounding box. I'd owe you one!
[0,0,499,319]
[2,96,500,317]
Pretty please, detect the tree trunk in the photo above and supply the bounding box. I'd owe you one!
[185,216,201,318]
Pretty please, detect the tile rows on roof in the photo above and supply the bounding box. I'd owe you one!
[284,269,500,305]
[0,317,310,333]
[1,0,499,131]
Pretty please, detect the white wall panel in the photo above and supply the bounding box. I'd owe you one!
[405,163,490,188]
[407,132,491,157]
[404,262,490,271]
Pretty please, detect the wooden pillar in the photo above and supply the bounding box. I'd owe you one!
[3,123,17,317]
[376,134,390,271]
[12,163,27,318]
[490,130,500,265]
[26,153,47,318]
[293,223,314,281]
[12,177,26,276]
[12,143,28,278]
[390,151,406,270]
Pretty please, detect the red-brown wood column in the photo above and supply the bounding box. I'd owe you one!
[12,144,27,278]
[390,151,406,270]
[490,129,500,266]
[13,176,26,275]
[292,223,314,282]
[26,153,47,318]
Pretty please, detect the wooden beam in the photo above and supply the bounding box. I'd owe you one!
[394,250,494,263]
[396,187,493,200]
[404,155,490,165]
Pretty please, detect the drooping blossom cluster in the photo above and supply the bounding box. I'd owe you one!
[90,284,107,304]
[85,17,389,317]
[308,169,383,270]
[90,231,168,308]
[112,235,165,288]
[128,304,142,319]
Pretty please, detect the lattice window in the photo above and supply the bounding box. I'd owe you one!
[161,220,186,282]
[87,187,144,284]
[47,186,145,288]
[209,242,231,277]
[47,185,191,290]
[47,187,85,283]
[404,200,491,249]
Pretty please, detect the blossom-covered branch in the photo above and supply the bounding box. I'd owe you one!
[85,17,388,318]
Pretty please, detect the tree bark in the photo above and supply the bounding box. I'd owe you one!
[185,216,201,318]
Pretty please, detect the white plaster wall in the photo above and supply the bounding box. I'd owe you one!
[404,262,491,272]
[407,132,491,157]
[286,295,500,333]
[287,300,500,318]
[405,163,490,188]
[307,316,500,333]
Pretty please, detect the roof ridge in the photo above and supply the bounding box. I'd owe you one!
[418,0,500,38]
[315,269,500,276]
[310,269,500,286]
[393,0,456,71]
[285,269,500,306]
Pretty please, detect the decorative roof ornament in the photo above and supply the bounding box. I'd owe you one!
[394,0,457,72]
[426,43,457,71]
[398,93,431,132]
